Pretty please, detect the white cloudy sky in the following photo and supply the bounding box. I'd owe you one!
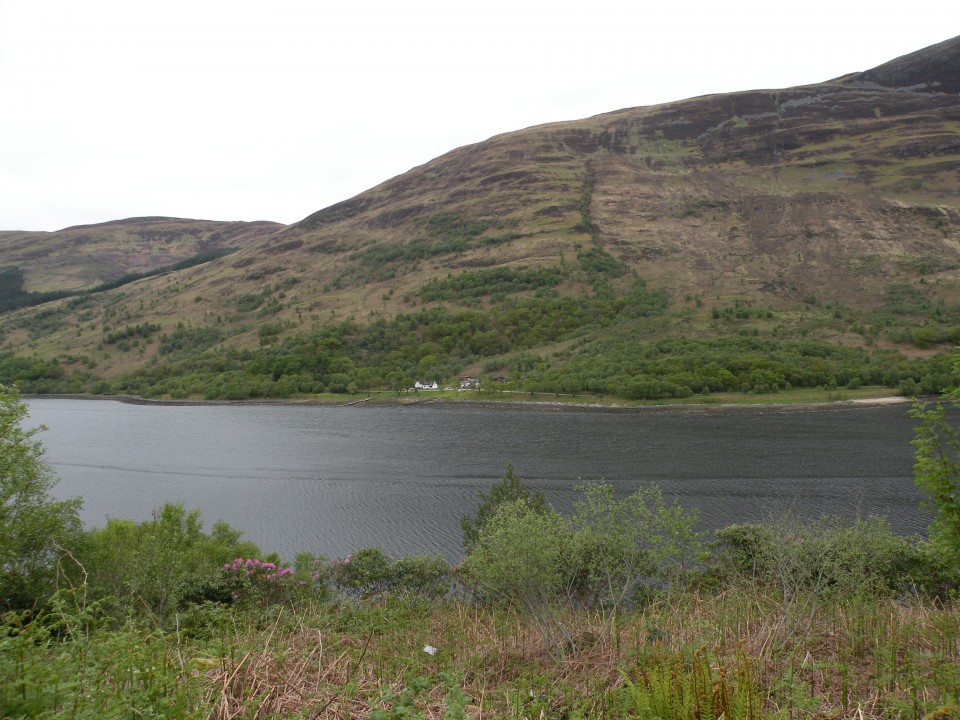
[1,1,956,231]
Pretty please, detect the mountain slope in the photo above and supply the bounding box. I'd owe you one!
[0,217,283,293]
[1,36,958,389]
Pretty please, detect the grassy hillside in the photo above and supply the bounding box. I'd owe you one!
[1,38,959,398]
[0,216,281,293]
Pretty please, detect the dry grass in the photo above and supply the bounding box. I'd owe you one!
[204,604,625,719]
[197,590,960,719]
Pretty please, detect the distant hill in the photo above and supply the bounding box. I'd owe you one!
[1,36,958,396]
[0,217,283,293]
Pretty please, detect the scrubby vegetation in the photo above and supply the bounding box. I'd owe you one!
[1,205,958,405]
[0,285,955,402]
[417,267,565,302]
[2,364,960,718]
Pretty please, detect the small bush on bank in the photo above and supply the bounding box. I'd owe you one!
[568,481,705,610]
[77,503,261,626]
[463,481,705,613]
[324,547,454,601]
[714,514,921,599]
[463,499,570,611]
[459,463,547,552]
[390,554,452,599]
[221,557,304,609]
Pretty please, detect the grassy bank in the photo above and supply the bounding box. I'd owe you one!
[5,589,959,719]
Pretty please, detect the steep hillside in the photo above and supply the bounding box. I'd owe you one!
[1,37,958,396]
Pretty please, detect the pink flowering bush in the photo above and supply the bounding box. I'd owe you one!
[222,557,304,607]
[294,552,335,599]
[219,549,454,605]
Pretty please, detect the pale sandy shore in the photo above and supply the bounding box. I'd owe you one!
[847,396,915,405]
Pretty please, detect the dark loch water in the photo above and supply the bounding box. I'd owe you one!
[26,398,930,562]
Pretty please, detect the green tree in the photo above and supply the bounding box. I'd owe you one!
[463,481,705,657]
[460,464,547,551]
[465,499,569,609]
[463,498,574,657]
[911,352,960,573]
[81,503,259,625]
[0,385,81,610]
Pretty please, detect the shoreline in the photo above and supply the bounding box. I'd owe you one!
[24,391,921,415]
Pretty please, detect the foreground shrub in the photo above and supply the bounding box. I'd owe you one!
[460,463,547,552]
[464,499,570,610]
[331,547,393,598]
[715,514,920,599]
[465,481,705,612]
[222,557,307,608]
[569,481,705,610]
[390,554,452,599]
[463,480,705,657]
[620,646,763,720]
[912,396,960,578]
[78,503,260,626]
[328,548,452,600]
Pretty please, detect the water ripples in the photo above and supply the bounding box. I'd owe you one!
[27,399,930,561]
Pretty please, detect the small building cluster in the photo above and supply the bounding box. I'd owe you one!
[408,375,506,392]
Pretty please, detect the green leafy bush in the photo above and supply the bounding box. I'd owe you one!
[460,464,547,551]
[463,498,570,610]
[714,515,920,599]
[0,386,81,611]
[910,351,960,579]
[390,554,452,599]
[464,479,704,616]
[327,548,452,600]
[569,481,704,609]
[331,547,394,598]
[79,503,260,626]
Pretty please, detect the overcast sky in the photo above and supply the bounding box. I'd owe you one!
[1,1,956,232]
